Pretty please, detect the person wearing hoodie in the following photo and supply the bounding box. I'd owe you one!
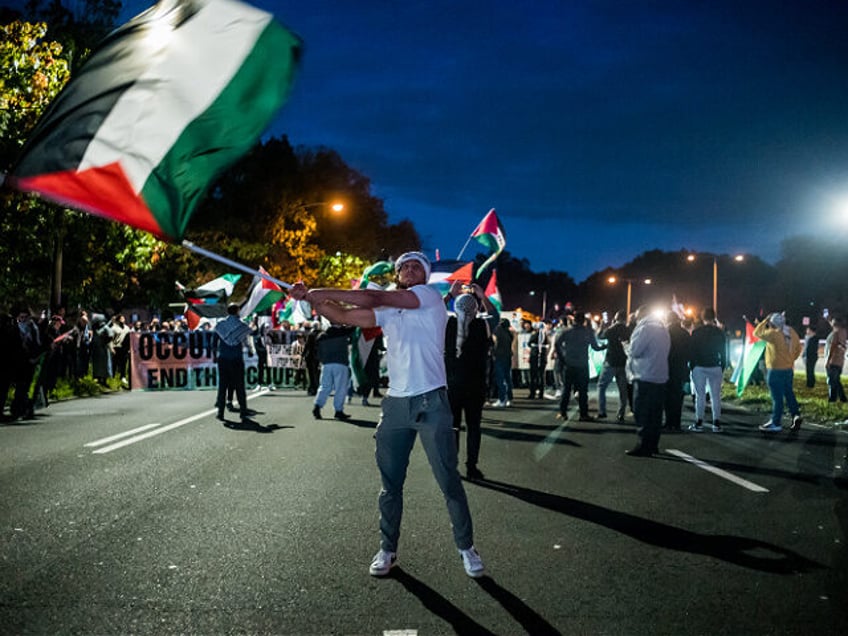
[753,312,803,432]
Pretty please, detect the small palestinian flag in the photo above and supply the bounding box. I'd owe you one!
[240,267,285,318]
[182,273,241,304]
[7,0,302,242]
[469,208,506,277]
[484,269,502,312]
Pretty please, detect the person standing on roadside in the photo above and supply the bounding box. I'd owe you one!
[597,311,630,422]
[311,322,355,421]
[803,326,819,388]
[444,281,497,480]
[824,315,847,403]
[491,318,514,407]
[754,312,803,432]
[624,305,670,457]
[664,314,691,432]
[527,321,549,399]
[290,251,484,579]
[554,312,605,421]
[302,322,320,396]
[687,308,726,433]
[110,314,132,386]
[214,303,253,422]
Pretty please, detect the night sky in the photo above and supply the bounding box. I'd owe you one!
[17,1,848,281]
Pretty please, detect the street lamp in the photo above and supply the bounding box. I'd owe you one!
[302,200,345,215]
[607,275,651,317]
[529,290,547,319]
[686,253,744,316]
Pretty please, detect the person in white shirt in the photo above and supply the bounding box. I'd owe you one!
[625,305,670,457]
[289,251,484,579]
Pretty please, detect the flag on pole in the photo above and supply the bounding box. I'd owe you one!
[181,272,241,303]
[735,321,766,396]
[484,269,502,311]
[240,267,284,318]
[7,0,302,242]
[469,208,506,277]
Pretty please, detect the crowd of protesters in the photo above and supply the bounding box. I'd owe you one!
[4,294,845,449]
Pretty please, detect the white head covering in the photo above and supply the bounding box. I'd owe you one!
[770,312,792,346]
[454,293,478,356]
[395,251,431,281]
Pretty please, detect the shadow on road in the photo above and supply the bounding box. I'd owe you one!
[474,575,562,635]
[222,418,291,433]
[470,478,823,574]
[390,567,496,635]
[481,428,582,447]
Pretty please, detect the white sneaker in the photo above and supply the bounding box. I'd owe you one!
[554,390,562,398]
[505,400,512,407]
[491,400,506,408]
[759,421,782,432]
[459,546,485,578]
[369,549,397,576]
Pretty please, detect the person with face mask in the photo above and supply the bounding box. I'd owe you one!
[290,252,485,579]
[444,281,498,480]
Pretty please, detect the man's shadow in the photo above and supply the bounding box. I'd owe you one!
[340,417,377,429]
[391,567,561,635]
[222,417,289,433]
[469,478,822,574]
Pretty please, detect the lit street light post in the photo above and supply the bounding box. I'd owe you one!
[293,200,346,278]
[686,253,743,316]
[529,290,547,319]
[607,275,651,317]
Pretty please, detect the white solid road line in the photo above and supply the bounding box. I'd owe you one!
[85,423,162,447]
[92,409,217,454]
[666,449,769,493]
[87,390,269,454]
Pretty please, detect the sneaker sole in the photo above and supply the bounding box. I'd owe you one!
[465,568,485,578]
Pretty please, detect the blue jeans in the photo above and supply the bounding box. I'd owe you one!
[493,357,513,402]
[375,388,474,553]
[315,363,350,413]
[766,368,799,424]
[826,365,847,402]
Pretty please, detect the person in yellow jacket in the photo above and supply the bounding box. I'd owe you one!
[753,312,803,432]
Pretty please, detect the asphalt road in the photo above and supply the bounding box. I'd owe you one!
[1,386,847,635]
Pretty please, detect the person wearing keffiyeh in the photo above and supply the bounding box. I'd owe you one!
[753,312,803,432]
[214,304,254,422]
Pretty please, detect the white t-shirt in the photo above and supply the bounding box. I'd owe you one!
[374,285,447,397]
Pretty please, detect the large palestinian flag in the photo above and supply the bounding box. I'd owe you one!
[7,0,301,242]
[733,321,766,396]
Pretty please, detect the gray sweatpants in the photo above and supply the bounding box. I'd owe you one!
[375,387,474,553]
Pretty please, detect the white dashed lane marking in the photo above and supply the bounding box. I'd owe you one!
[666,449,769,493]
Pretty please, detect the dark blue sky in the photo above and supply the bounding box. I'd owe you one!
[22,1,848,280]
